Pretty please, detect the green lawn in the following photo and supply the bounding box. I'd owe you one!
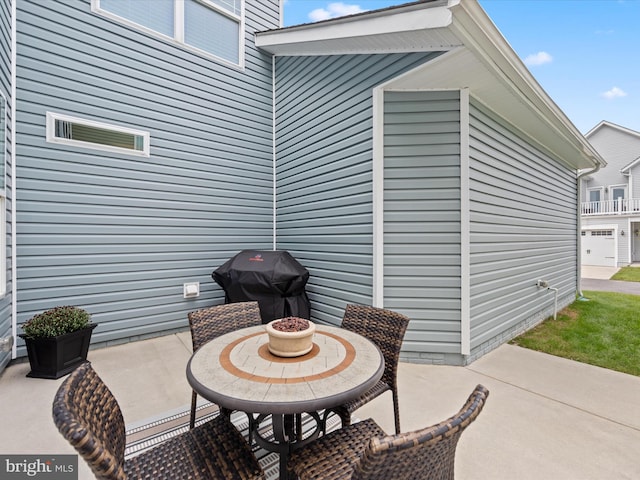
[510,290,640,376]
[611,266,640,282]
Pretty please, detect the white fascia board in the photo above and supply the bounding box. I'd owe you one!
[256,2,454,54]
[449,0,605,170]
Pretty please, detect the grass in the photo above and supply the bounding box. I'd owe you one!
[611,266,640,282]
[510,290,640,376]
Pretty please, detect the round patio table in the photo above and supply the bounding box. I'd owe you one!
[186,323,384,480]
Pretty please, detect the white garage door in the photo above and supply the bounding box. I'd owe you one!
[581,229,615,266]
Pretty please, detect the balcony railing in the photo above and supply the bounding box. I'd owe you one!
[581,198,640,215]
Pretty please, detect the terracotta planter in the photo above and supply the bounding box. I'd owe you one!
[19,324,97,379]
[265,318,315,357]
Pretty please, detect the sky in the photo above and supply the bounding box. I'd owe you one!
[281,0,640,135]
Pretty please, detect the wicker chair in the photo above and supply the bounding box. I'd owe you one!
[188,301,262,428]
[52,362,265,480]
[326,304,410,434]
[289,384,489,480]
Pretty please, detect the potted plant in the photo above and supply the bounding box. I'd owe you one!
[265,317,315,357]
[19,306,97,379]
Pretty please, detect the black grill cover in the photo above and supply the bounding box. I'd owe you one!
[212,250,310,324]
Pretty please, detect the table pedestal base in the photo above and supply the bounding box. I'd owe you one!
[249,412,324,480]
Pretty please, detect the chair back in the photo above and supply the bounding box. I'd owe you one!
[188,301,261,351]
[353,384,489,480]
[341,304,410,388]
[52,362,127,480]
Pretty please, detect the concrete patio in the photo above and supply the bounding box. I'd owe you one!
[1,331,639,479]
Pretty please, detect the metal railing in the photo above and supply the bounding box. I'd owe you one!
[581,198,640,215]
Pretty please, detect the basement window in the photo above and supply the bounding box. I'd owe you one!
[46,113,150,156]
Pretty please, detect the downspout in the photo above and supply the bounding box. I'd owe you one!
[577,162,602,298]
[272,54,276,250]
[10,0,16,359]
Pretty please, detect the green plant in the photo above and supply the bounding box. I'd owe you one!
[511,291,640,376]
[610,266,640,282]
[21,306,91,340]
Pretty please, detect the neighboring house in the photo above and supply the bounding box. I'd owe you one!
[581,121,640,267]
[0,0,604,374]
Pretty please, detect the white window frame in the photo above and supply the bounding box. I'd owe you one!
[46,112,150,157]
[609,184,627,201]
[587,186,603,202]
[91,0,245,69]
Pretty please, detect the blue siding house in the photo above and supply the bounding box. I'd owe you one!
[0,0,604,373]
[580,121,640,267]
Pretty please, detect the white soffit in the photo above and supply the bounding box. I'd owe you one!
[255,2,462,55]
[385,48,597,169]
[256,0,605,170]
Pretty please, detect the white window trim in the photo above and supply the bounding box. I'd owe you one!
[46,112,151,157]
[609,184,627,201]
[587,186,603,199]
[91,0,245,69]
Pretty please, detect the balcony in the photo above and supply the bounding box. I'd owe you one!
[581,198,640,216]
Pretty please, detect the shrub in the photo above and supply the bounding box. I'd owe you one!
[21,306,91,340]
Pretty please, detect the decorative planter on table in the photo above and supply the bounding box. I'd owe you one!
[265,318,315,357]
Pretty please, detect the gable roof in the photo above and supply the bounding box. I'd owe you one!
[585,120,640,141]
[621,156,640,173]
[255,0,605,170]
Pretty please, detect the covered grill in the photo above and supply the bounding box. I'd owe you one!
[212,250,310,323]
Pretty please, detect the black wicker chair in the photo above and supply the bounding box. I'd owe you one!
[289,384,489,480]
[52,362,265,480]
[188,301,262,428]
[326,304,410,434]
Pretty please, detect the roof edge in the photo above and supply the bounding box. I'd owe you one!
[585,120,640,140]
[255,0,453,52]
[448,0,605,169]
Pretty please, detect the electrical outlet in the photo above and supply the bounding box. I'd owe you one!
[0,335,13,353]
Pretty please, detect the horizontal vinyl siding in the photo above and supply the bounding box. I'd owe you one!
[275,53,440,325]
[383,90,461,354]
[469,99,578,351]
[0,0,11,371]
[14,0,277,352]
[586,127,640,191]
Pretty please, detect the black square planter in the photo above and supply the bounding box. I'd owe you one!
[19,324,97,379]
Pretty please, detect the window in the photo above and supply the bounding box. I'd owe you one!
[590,230,613,237]
[46,113,150,157]
[588,188,601,203]
[587,187,603,213]
[92,0,243,66]
[610,185,627,201]
[610,185,627,212]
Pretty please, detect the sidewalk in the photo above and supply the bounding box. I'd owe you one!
[1,332,639,479]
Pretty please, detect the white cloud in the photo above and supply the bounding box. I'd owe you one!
[602,87,628,99]
[309,2,367,22]
[524,51,553,67]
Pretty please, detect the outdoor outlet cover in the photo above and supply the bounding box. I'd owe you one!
[183,282,200,298]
